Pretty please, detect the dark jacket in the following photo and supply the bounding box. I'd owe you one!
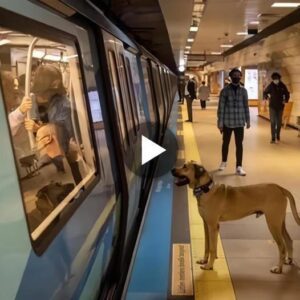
[187,79,197,99]
[263,82,290,111]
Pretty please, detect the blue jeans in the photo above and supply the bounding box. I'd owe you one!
[269,108,283,140]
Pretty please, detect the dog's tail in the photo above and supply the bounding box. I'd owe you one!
[280,187,300,225]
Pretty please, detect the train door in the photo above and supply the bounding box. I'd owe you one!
[149,61,165,141]
[140,57,158,141]
[158,66,169,128]
[102,31,142,241]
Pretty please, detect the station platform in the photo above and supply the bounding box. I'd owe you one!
[123,98,300,300]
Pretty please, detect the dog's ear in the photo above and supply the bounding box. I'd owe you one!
[194,164,205,179]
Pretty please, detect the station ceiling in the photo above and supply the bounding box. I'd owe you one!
[36,0,300,72]
[159,0,300,70]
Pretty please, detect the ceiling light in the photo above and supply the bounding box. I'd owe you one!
[184,51,190,54]
[211,51,222,55]
[193,12,203,17]
[65,54,78,60]
[185,46,191,49]
[190,26,198,32]
[178,65,185,72]
[32,50,45,59]
[220,44,233,48]
[44,54,61,61]
[271,2,300,7]
[0,39,10,46]
[249,21,259,25]
[194,4,205,11]
[236,32,248,35]
[187,38,194,42]
[0,31,12,34]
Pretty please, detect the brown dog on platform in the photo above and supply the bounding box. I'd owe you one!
[171,161,300,274]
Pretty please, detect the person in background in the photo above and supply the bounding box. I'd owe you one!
[178,76,186,104]
[263,72,290,143]
[198,81,210,109]
[224,77,231,87]
[0,71,32,136]
[186,76,197,122]
[217,68,250,176]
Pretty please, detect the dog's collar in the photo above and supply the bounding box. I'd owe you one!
[193,180,214,197]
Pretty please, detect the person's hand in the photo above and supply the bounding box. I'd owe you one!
[24,118,41,132]
[19,96,32,114]
[246,123,251,129]
[218,126,223,134]
[39,136,52,147]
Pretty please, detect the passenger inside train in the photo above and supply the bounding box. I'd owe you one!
[0,26,96,235]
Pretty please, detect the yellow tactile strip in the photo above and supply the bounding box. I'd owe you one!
[180,104,236,300]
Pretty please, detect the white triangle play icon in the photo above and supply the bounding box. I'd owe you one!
[141,135,166,165]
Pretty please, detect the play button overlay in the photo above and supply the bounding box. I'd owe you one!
[124,122,178,178]
[142,135,166,165]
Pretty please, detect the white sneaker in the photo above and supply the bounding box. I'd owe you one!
[236,166,246,176]
[218,162,227,171]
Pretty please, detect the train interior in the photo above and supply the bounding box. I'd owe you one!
[0,26,96,237]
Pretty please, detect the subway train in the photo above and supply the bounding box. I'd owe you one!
[0,1,177,299]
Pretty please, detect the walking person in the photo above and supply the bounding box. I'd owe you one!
[263,72,290,143]
[217,68,250,176]
[198,81,210,109]
[186,77,197,122]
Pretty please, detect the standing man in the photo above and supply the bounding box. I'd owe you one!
[198,81,210,109]
[217,68,250,176]
[178,76,186,104]
[186,76,197,122]
[263,72,290,143]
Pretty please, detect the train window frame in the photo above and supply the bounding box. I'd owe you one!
[0,14,100,254]
[123,56,139,135]
[141,59,156,124]
[107,50,130,149]
[118,53,136,141]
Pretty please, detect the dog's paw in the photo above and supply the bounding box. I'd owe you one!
[200,264,213,270]
[284,257,293,265]
[196,258,208,265]
[270,266,282,274]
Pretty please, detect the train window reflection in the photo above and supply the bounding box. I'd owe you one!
[0,27,96,240]
[108,51,129,148]
[141,60,155,124]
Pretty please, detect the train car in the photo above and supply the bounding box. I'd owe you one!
[0,1,176,299]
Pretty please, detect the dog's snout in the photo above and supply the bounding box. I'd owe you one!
[171,168,176,175]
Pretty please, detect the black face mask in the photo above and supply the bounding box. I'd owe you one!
[231,77,240,84]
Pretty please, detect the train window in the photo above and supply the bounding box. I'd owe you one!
[0,26,97,241]
[159,67,168,115]
[152,64,165,124]
[119,54,137,136]
[126,54,146,125]
[141,60,155,124]
[116,54,135,141]
[107,51,129,148]
[124,57,139,132]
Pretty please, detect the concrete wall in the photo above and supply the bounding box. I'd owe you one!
[205,23,300,126]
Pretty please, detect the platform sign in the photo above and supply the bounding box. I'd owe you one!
[244,69,258,99]
[171,244,194,296]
